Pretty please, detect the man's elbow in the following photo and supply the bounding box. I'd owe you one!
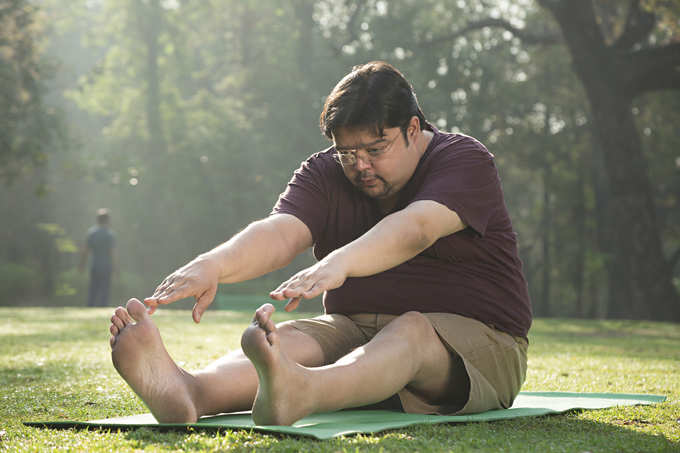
[411,219,439,252]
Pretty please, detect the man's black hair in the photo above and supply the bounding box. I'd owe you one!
[319,61,430,144]
[96,208,110,225]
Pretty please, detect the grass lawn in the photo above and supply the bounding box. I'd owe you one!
[1,299,678,452]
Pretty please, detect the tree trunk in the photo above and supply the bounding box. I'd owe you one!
[574,154,586,317]
[143,0,166,155]
[540,0,680,321]
[541,163,552,317]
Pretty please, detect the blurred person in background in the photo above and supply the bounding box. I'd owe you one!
[80,208,115,307]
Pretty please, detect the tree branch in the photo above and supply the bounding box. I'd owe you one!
[328,0,365,57]
[536,0,569,13]
[418,17,561,48]
[613,0,656,50]
[621,42,680,95]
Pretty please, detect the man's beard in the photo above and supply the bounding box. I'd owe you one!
[353,171,391,199]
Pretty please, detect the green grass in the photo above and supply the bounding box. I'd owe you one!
[1,305,678,452]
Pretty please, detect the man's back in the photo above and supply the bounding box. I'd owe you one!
[87,226,115,271]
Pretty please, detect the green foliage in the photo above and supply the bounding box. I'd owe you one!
[1,0,678,319]
[0,0,66,184]
[0,261,36,302]
[0,308,678,452]
[37,223,78,253]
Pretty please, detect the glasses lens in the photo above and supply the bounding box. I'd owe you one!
[336,153,355,165]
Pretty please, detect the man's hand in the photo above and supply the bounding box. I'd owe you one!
[144,255,221,323]
[269,255,348,312]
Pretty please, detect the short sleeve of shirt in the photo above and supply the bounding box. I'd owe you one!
[411,136,502,236]
[271,153,332,244]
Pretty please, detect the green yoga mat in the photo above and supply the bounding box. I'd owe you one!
[24,392,666,440]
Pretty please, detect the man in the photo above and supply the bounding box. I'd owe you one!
[109,62,532,426]
[81,208,115,307]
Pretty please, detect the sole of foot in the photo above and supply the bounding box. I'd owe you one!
[110,298,198,423]
[241,303,313,426]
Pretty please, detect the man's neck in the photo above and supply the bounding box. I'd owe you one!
[375,130,434,215]
[376,196,399,215]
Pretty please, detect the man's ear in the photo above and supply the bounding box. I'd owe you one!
[408,115,421,139]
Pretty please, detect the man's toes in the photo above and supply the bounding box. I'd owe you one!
[114,306,132,325]
[126,298,149,321]
[255,304,276,331]
[111,314,125,331]
[110,324,119,336]
[265,329,279,347]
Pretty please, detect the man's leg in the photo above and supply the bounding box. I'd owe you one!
[242,304,457,426]
[109,299,325,423]
[100,269,112,307]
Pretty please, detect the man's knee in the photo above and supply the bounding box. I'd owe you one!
[274,322,325,367]
[391,311,437,344]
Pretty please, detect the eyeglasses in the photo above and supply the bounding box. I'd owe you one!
[333,134,401,167]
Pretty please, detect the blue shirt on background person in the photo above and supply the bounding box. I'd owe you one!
[80,208,115,307]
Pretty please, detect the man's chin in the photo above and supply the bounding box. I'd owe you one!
[360,185,389,199]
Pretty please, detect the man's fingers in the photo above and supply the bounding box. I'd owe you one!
[302,282,323,299]
[156,283,194,305]
[151,276,175,298]
[192,285,217,323]
[284,297,300,312]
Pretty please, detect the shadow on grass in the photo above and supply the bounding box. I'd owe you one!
[112,411,677,452]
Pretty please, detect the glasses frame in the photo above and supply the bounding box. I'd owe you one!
[333,132,402,167]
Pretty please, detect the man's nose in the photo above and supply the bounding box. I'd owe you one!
[354,151,372,170]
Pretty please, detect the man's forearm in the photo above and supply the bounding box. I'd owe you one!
[324,200,464,278]
[324,213,429,278]
[199,215,312,284]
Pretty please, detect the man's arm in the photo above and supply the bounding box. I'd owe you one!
[144,213,313,322]
[270,200,465,310]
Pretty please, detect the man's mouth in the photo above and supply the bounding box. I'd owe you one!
[359,177,378,187]
[356,172,379,186]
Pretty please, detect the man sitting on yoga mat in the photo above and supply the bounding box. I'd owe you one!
[108,61,532,426]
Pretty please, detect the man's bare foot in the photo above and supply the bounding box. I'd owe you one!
[109,298,199,423]
[241,304,315,425]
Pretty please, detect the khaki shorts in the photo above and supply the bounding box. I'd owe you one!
[283,312,528,415]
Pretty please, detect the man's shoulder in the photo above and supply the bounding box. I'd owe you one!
[301,146,337,168]
[88,226,115,241]
[429,130,493,161]
[294,146,344,182]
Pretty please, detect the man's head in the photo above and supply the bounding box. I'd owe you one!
[319,61,428,144]
[320,62,432,202]
[96,208,110,226]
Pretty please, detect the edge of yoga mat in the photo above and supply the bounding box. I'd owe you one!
[24,392,668,440]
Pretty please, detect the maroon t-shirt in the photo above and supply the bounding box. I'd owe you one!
[272,128,532,338]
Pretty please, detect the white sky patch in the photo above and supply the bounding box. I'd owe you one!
[514,71,527,82]
[437,58,448,76]
[161,0,179,9]
[451,88,467,103]
[549,117,566,135]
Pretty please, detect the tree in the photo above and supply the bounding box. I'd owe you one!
[0,0,64,184]
[535,0,680,320]
[411,0,680,320]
